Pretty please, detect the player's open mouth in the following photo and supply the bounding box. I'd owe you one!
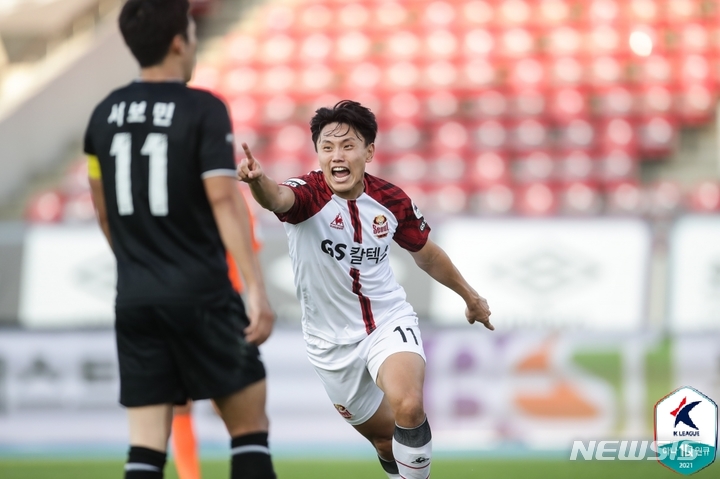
[331,166,351,180]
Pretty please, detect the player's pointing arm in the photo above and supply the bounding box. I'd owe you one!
[410,240,494,331]
[237,143,296,214]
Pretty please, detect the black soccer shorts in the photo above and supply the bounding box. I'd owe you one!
[115,292,266,407]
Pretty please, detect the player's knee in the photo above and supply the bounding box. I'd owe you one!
[392,393,425,427]
[226,414,270,438]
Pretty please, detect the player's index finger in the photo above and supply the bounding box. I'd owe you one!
[241,142,255,163]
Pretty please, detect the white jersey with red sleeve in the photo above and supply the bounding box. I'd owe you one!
[275,171,431,345]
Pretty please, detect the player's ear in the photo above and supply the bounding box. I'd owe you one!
[169,34,186,56]
[365,143,375,163]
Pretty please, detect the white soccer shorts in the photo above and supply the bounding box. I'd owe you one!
[305,315,426,426]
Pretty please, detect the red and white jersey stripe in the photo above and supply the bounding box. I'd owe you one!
[276,171,430,344]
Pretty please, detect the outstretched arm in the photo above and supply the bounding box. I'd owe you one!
[410,239,494,330]
[236,143,296,214]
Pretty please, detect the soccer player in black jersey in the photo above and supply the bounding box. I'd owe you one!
[84,1,276,478]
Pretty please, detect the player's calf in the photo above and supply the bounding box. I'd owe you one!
[125,446,167,479]
[392,417,432,479]
[231,432,276,479]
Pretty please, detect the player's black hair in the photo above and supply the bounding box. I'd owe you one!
[119,0,190,68]
[310,100,378,151]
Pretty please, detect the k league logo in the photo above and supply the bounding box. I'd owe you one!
[655,386,718,475]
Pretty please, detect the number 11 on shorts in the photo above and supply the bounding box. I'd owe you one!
[394,326,418,345]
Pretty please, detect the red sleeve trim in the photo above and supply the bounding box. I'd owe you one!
[275,171,333,224]
[363,174,430,252]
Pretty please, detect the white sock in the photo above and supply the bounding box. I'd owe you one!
[378,455,401,479]
[392,418,432,479]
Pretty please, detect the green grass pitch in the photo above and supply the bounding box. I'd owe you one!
[0,458,717,478]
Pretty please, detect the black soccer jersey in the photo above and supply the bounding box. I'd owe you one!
[84,81,236,307]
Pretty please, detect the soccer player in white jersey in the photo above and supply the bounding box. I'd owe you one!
[237,100,493,479]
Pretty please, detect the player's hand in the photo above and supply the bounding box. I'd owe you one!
[237,143,264,184]
[465,294,494,331]
[244,288,275,346]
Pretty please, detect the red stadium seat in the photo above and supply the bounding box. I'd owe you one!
[421,1,458,29]
[25,190,65,223]
[423,90,462,119]
[371,1,411,32]
[381,61,422,91]
[592,86,635,117]
[224,33,258,66]
[598,118,638,153]
[261,4,295,33]
[625,0,661,23]
[424,29,460,60]
[334,31,373,63]
[383,153,429,185]
[637,116,677,156]
[458,0,495,28]
[421,60,461,90]
[556,150,598,183]
[508,89,547,118]
[549,56,586,86]
[545,26,583,57]
[470,183,516,215]
[558,181,603,215]
[686,181,720,212]
[598,149,639,184]
[222,66,260,97]
[468,151,511,187]
[589,55,628,86]
[335,2,372,31]
[470,120,509,150]
[384,122,424,152]
[298,33,334,64]
[429,121,471,152]
[634,54,674,84]
[259,34,297,65]
[468,89,509,119]
[676,83,716,124]
[497,0,533,27]
[515,182,559,216]
[381,92,422,123]
[259,94,296,124]
[497,27,537,58]
[512,150,555,184]
[549,87,591,120]
[647,180,684,217]
[586,24,626,56]
[462,27,495,58]
[344,62,383,91]
[663,0,703,24]
[557,118,596,150]
[678,53,714,84]
[510,119,551,152]
[536,0,573,27]
[228,94,261,125]
[427,153,467,185]
[605,181,648,215]
[461,58,500,89]
[638,85,675,116]
[508,58,547,89]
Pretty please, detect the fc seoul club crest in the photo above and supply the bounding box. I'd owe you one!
[655,386,718,475]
